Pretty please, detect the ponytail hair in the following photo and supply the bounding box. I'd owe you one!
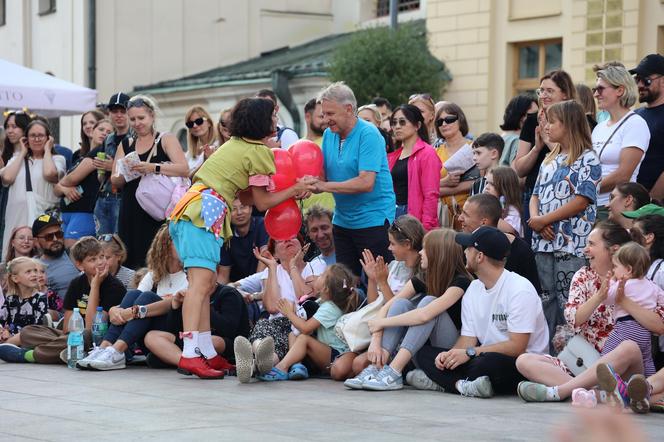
[323,264,360,314]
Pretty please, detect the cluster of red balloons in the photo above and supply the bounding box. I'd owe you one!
[264,140,323,241]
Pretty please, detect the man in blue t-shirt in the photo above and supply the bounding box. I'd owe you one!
[313,82,395,277]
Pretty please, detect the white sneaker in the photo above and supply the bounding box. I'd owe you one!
[76,346,106,370]
[344,365,379,390]
[455,376,494,398]
[234,336,254,384]
[87,347,126,371]
[405,369,444,392]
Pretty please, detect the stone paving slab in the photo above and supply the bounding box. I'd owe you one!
[0,363,662,441]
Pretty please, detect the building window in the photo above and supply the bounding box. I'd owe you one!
[0,0,6,26]
[376,0,420,17]
[38,0,56,16]
[513,39,562,94]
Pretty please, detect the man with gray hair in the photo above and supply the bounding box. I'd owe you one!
[312,82,395,277]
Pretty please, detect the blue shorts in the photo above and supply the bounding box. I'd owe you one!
[61,212,96,240]
[169,220,224,272]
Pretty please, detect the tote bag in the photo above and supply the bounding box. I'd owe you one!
[334,294,384,352]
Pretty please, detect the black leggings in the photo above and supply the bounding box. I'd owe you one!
[415,345,525,395]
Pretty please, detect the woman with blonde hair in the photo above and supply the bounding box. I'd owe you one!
[529,100,602,339]
[346,228,472,390]
[111,95,189,269]
[591,62,650,219]
[408,94,437,143]
[184,105,217,174]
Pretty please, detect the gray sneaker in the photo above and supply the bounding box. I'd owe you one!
[234,336,254,383]
[362,365,403,391]
[517,381,555,402]
[254,337,275,375]
[76,346,106,370]
[344,365,379,390]
[88,347,126,371]
[405,369,444,392]
[455,376,494,398]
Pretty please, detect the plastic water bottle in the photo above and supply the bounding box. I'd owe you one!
[92,306,108,347]
[67,308,85,369]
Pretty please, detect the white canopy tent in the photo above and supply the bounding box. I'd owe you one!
[0,58,97,117]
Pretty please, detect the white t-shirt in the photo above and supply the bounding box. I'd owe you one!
[386,260,413,295]
[258,256,327,318]
[138,270,188,297]
[461,269,549,354]
[504,205,524,237]
[592,111,650,206]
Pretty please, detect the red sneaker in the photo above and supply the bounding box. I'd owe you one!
[207,355,236,374]
[177,356,225,379]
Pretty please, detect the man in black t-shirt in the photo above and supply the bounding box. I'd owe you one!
[458,194,541,293]
[631,55,664,199]
[218,199,269,284]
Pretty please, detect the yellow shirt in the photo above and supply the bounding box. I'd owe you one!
[436,142,471,215]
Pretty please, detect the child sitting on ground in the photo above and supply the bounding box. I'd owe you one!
[470,133,504,196]
[258,264,359,381]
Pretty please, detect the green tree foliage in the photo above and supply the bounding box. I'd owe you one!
[328,22,451,107]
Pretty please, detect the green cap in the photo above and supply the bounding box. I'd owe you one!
[622,203,664,219]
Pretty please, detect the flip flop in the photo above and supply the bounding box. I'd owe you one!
[258,367,288,381]
[288,363,309,380]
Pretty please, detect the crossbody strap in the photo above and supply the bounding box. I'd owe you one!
[24,158,33,192]
[145,132,162,164]
[597,113,637,160]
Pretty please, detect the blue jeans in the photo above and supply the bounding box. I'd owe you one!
[94,194,121,235]
[103,290,168,352]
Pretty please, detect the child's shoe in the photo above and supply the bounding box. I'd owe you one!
[627,374,651,414]
[344,365,379,390]
[288,363,309,380]
[362,365,403,391]
[596,363,629,408]
[259,367,288,381]
[571,388,597,408]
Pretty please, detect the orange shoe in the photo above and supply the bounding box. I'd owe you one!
[177,356,225,379]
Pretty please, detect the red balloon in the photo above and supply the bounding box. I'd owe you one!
[264,199,302,241]
[272,148,296,180]
[289,140,323,178]
[271,173,295,191]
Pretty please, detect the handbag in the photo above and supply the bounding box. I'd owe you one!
[557,335,601,377]
[334,293,384,352]
[24,159,37,224]
[135,135,190,221]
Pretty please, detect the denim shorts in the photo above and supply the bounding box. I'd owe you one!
[61,212,96,240]
[169,220,224,272]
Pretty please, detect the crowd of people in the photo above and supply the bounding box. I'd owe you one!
[1,53,664,415]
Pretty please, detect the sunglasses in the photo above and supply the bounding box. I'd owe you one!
[390,221,405,237]
[591,85,615,95]
[409,93,435,106]
[390,118,409,128]
[127,98,152,110]
[38,231,64,241]
[185,117,207,129]
[435,115,459,127]
[635,75,662,87]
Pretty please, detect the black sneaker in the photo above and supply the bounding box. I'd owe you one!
[0,344,27,363]
[145,352,172,369]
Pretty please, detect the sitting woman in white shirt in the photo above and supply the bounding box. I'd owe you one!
[233,235,327,382]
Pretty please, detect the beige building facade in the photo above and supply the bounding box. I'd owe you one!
[427,0,664,134]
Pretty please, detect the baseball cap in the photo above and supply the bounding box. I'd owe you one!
[32,213,61,237]
[629,54,664,77]
[455,226,510,260]
[107,92,130,110]
[622,203,664,219]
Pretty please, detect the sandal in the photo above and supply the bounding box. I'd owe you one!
[258,367,288,381]
[288,363,309,380]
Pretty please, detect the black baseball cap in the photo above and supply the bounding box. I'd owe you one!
[455,226,510,260]
[629,54,664,77]
[32,213,61,237]
[107,92,130,110]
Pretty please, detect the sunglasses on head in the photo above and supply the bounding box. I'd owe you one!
[409,93,435,106]
[185,117,207,129]
[127,98,152,110]
[98,234,122,247]
[635,75,662,87]
[390,118,409,128]
[435,115,459,127]
[38,231,64,241]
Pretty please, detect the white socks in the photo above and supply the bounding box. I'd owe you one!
[182,331,199,358]
[198,331,218,359]
[546,386,561,401]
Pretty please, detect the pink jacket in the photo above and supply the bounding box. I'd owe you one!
[387,139,441,230]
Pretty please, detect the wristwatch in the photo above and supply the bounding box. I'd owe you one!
[155,164,161,174]
[138,305,148,319]
[466,347,477,359]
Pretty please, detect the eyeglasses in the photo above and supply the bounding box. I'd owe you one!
[634,75,662,87]
[127,98,153,110]
[535,88,559,97]
[28,134,47,140]
[435,115,459,127]
[38,231,64,241]
[592,85,615,95]
[390,118,409,128]
[185,117,207,129]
